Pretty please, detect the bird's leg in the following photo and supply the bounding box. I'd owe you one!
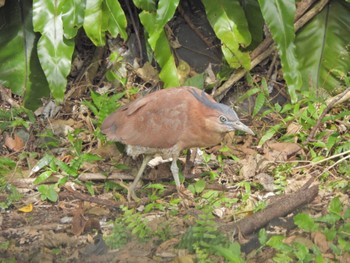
[128,155,152,202]
[170,158,193,200]
[170,158,181,188]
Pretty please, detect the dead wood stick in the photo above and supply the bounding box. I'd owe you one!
[214,0,330,100]
[60,189,123,209]
[219,184,318,238]
[59,187,149,208]
[305,87,350,144]
[78,172,134,181]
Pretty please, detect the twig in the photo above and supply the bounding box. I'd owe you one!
[60,187,148,209]
[78,172,134,181]
[320,153,350,177]
[304,87,350,144]
[125,1,144,63]
[294,149,350,169]
[325,86,350,107]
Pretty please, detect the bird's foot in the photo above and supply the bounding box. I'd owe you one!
[119,181,141,202]
[177,185,195,207]
[127,188,141,202]
[177,185,194,199]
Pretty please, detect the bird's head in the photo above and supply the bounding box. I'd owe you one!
[190,89,255,135]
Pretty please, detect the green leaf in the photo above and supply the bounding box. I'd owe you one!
[85,182,95,196]
[84,0,105,46]
[293,242,310,262]
[202,0,251,69]
[323,227,337,241]
[0,157,16,176]
[328,196,343,215]
[258,0,302,103]
[33,171,53,185]
[296,0,350,96]
[61,0,86,39]
[31,154,55,175]
[258,228,268,245]
[212,243,244,262]
[266,235,286,250]
[33,0,74,102]
[133,0,156,12]
[253,92,265,116]
[194,180,206,194]
[105,0,128,40]
[0,1,50,110]
[258,124,282,146]
[80,153,103,162]
[139,0,180,87]
[344,207,350,219]
[294,213,318,232]
[241,0,264,48]
[184,73,205,89]
[237,87,260,104]
[37,185,58,202]
[146,183,166,190]
[54,159,78,177]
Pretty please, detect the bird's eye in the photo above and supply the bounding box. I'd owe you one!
[219,115,227,123]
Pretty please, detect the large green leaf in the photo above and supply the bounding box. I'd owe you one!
[133,0,156,12]
[105,0,128,40]
[296,0,350,96]
[241,0,264,49]
[33,0,74,102]
[0,0,49,109]
[258,0,302,103]
[84,0,104,46]
[202,0,251,69]
[61,0,86,39]
[84,0,128,46]
[138,0,180,87]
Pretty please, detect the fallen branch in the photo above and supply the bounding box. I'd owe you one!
[59,186,149,209]
[78,172,134,181]
[219,182,318,238]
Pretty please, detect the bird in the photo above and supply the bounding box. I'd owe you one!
[101,86,254,201]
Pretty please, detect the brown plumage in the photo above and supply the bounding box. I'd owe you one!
[101,86,254,201]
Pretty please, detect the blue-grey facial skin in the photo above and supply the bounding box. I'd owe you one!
[189,89,255,135]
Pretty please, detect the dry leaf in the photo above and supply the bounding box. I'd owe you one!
[240,155,257,179]
[256,173,275,192]
[263,142,301,161]
[312,232,329,253]
[18,203,33,213]
[71,207,87,236]
[287,122,302,134]
[4,133,24,152]
[135,62,159,83]
[50,119,74,136]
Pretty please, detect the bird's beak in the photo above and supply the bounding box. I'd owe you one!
[231,121,255,135]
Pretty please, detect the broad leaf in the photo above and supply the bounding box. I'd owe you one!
[133,0,156,12]
[138,0,180,87]
[296,0,350,97]
[84,0,128,45]
[33,0,74,102]
[84,0,104,46]
[241,0,264,49]
[61,0,86,39]
[105,0,128,40]
[202,0,251,69]
[0,1,49,109]
[258,0,302,103]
